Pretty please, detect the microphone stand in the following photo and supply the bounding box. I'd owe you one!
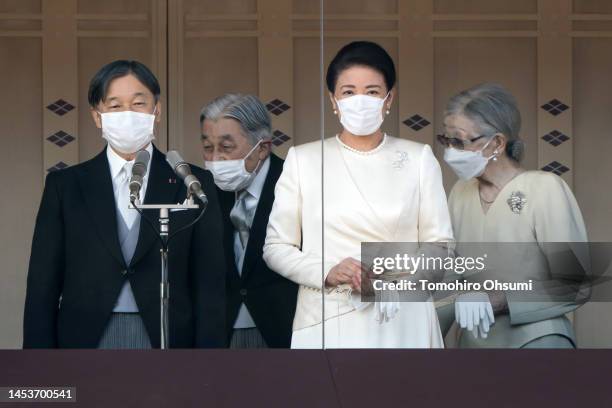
[130,195,199,350]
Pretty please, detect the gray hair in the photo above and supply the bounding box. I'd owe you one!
[200,93,272,145]
[445,83,524,162]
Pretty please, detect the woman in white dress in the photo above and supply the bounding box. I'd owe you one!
[263,41,454,348]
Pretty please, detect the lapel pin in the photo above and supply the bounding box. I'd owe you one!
[169,178,177,184]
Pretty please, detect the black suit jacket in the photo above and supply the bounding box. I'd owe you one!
[23,146,226,348]
[219,154,298,348]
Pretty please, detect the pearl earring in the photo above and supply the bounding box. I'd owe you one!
[386,109,390,115]
[493,150,499,161]
[333,109,338,115]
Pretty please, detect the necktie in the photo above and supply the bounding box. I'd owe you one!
[230,191,251,249]
[112,161,142,313]
[117,162,138,230]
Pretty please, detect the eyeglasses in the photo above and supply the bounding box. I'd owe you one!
[436,133,489,150]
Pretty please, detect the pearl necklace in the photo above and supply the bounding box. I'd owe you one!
[336,133,387,155]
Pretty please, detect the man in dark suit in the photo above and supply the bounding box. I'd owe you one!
[200,94,298,348]
[23,60,226,348]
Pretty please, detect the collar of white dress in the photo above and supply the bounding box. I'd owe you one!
[335,133,387,155]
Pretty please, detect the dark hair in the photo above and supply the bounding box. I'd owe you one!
[87,60,161,107]
[326,41,396,93]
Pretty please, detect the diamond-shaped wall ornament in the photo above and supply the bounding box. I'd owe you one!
[47,130,75,147]
[271,130,291,146]
[266,99,291,116]
[46,99,75,116]
[403,114,431,131]
[541,161,570,176]
[541,99,569,116]
[542,130,570,147]
[47,161,69,173]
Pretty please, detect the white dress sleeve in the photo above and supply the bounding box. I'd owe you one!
[417,144,455,243]
[263,147,334,289]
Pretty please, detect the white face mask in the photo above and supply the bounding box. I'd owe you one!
[99,109,156,154]
[335,93,389,136]
[443,138,495,180]
[205,140,262,192]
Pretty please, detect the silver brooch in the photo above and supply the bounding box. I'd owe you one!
[507,191,527,214]
[392,150,408,169]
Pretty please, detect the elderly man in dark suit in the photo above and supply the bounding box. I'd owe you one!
[200,94,297,348]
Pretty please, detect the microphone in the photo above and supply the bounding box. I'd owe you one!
[166,150,208,206]
[129,149,151,203]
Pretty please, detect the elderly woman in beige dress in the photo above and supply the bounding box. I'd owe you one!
[263,41,453,348]
[438,83,589,348]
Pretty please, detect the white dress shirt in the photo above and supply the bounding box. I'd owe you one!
[232,157,270,328]
[107,143,154,312]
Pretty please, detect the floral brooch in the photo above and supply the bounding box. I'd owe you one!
[507,191,527,214]
[392,150,408,169]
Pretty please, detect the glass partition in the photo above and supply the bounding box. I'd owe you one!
[318,0,602,350]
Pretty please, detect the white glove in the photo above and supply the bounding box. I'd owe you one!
[454,292,495,339]
[474,308,493,339]
[375,288,400,324]
[375,301,400,323]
